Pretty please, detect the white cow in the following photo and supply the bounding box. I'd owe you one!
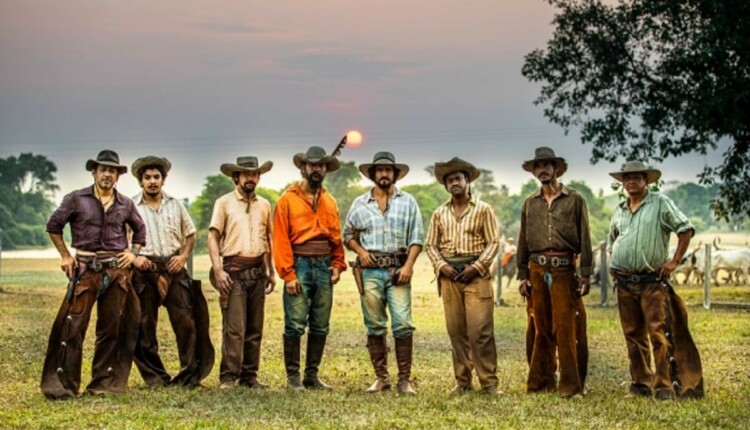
[689,244,750,286]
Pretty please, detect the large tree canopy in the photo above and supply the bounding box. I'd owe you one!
[522,0,750,219]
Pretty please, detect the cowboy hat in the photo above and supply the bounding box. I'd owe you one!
[293,146,340,172]
[85,149,128,174]
[220,156,273,177]
[609,160,661,184]
[358,151,409,180]
[434,157,481,185]
[521,147,568,177]
[130,156,172,178]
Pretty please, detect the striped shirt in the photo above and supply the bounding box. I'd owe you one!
[210,188,272,258]
[608,191,694,273]
[133,191,196,257]
[425,196,500,277]
[343,187,424,253]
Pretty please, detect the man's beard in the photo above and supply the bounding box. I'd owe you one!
[450,185,464,196]
[241,181,256,194]
[145,189,160,198]
[305,171,324,189]
[376,177,392,190]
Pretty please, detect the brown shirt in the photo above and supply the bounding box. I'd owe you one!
[425,196,500,277]
[209,189,272,258]
[46,185,146,252]
[517,185,592,279]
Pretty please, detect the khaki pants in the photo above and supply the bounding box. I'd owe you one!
[439,275,498,388]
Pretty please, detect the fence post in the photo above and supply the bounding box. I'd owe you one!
[599,241,608,307]
[703,243,711,310]
[495,252,504,307]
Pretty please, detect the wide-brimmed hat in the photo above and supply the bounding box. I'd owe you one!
[130,156,172,178]
[86,149,127,174]
[220,156,273,177]
[434,157,481,185]
[521,147,568,177]
[358,151,409,180]
[609,160,661,184]
[293,146,340,172]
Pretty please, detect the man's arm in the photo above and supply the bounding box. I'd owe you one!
[208,228,232,295]
[264,205,276,294]
[49,233,76,278]
[659,230,692,279]
[167,232,195,274]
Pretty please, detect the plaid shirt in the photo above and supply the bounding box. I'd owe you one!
[344,187,423,253]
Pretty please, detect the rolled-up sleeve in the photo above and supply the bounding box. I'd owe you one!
[46,193,76,234]
[473,206,500,277]
[660,195,695,235]
[407,197,424,247]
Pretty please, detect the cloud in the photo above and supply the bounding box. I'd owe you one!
[280,51,421,81]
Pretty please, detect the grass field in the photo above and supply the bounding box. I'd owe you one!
[0,256,749,429]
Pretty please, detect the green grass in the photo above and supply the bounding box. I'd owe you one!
[0,257,749,429]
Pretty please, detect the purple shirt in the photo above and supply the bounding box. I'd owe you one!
[47,185,146,252]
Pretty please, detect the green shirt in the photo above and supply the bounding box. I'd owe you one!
[608,191,694,273]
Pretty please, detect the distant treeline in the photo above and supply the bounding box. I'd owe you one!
[1,154,746,251]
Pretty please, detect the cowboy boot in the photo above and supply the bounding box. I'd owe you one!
[395,335,416,395]
[303,334,332,390]
[283,335,304,391]
[365,335,391,393]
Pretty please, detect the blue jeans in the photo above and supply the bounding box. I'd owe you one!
[360,268,414,338]
[283,256,333,338]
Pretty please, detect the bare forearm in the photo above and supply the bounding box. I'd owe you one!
[49,233,71,259]
[181,233,196,258]
[207,230,222,270]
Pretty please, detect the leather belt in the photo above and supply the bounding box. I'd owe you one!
[367,251,407,268]
[233,266,266,281]
[614,271,661,284]
[530,253,573,268]
[76,256,119,272]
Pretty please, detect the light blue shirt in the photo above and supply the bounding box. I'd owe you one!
[344,187,423,253]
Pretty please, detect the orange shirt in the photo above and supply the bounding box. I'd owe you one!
[273,183,347,282]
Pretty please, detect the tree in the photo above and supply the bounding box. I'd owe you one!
[324,161,368,225]
[522,0,750,219]
[0,153,58,249]
[0,153,59,195]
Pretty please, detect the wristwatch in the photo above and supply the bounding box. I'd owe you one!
[130,247,141,256]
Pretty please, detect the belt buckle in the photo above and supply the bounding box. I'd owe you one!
[376,256,392,267]
[251,267,264,278]
[92,262,103,272]
[631,274,641,283]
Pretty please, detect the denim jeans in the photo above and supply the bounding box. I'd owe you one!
[283,256,333,338]
[360,267,414,338]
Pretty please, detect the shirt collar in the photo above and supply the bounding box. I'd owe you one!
[619,190,653,210]
[85,185,126,204]
[233,187,258,202]
[533,184,570,199]
[441,194,478,208]
[134,190,173,205]
[366,186,403,202]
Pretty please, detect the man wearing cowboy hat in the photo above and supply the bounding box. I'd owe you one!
[608,161,703,400]
[517,147,591,398]
[42,149,146,398]
[208,156,276,389]
[425,157,502,395]
[273,146,347,391]
[129,156,214,388]
[344,151,423,395]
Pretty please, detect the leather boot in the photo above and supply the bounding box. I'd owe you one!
[395,335,416,395]
[283,335,304,391]
[365,335,391,393]
[303,334,332,391]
